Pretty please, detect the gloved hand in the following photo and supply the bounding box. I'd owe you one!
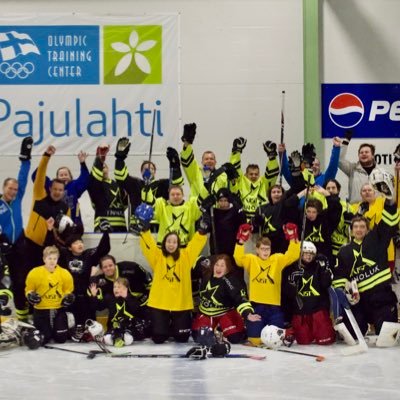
[115,137,131,160]
[210,341,231,357]
[343,129,353,145]
[196,326,216,347]
[288,151,302,176]
[99,219,112,233]
[314,254,329,270]
[236,223,253,243]
[166,147,180,169]
[232,137,247,153]
[302,143,316,167]
[221,162,239,181]
[283,223,298,241]
[27,292,41,305]
[61,293,75,307]
[19,137,33,161]
[263,141,277,159]
[289,269,304,285]
[357,201,369,216]
[198,212,211,235]
[343,211,354,225]
[186,346,208,360]
[181,123,197,144]
[344,279,360,306]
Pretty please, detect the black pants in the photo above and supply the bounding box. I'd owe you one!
[67,294,96,326]
[150,308,192,344]
[33,308,69,344]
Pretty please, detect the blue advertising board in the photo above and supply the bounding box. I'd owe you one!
[321,83,400,139]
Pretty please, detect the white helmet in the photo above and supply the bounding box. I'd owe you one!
[85,319,104,339]
[302,241,317,254]
[369,170,394,199]
[260,325,285,349]
[57,215,74,234]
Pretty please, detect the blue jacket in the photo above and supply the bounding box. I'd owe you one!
[0,160,30,243]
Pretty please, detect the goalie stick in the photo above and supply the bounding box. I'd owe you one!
[278,90,285,186]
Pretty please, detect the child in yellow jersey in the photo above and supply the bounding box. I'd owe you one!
[234,223,300,346]
[25,246,74,344]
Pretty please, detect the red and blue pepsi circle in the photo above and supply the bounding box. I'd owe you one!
[328,92,364,129]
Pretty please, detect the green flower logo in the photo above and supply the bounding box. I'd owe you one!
[103,25,162,84]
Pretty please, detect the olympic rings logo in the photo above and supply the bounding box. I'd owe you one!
[0,61,35,79]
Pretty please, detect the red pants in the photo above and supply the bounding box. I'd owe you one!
[291,309,335,345]
[192,310,245,338]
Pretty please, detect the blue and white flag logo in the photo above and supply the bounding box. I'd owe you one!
[0,31,40,61]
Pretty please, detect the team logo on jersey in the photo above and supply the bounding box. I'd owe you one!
[328,92,364,129]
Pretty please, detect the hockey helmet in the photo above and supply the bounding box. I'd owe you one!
[260,325,285,349]
[302,241,317,255]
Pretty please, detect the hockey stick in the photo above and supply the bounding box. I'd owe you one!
[341,307,368,356]
[108,352,266,360]
[43,344,102,359]
[278,90,285,186]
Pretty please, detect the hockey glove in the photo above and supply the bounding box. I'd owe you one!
[394,143,400,163]
[342,129,353,146]
[166,147,180,169]
[99,219,112,233]
[314,254,329,271]
[232,137,247,153]
[344,280,360,306]
[22,329,42,350]
[196,326,217,347]
[115,137,131,160]
[236,223,253,243]
[186,346,208,360]
[263,140,277,159]
[61,293,76,307]
[288,151,302,176]
[221,162,239,181]
[343,211,354,226]
[302,143,316,167]
[27,292,41,305]
[0,295,11,316]
[19,136,33,161]
[181,123,197,144]
[198,212,211,235]
[357,201,369,216]
[283,223,298,241]
[210,341,231,357]
[96,144,110,163]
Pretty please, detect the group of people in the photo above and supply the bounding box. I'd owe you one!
[0,125,399,353]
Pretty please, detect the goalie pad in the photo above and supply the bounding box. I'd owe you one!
[376,322,400,347]
[334,322,357,346]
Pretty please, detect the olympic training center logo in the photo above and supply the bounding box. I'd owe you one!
[328,92,364,129]
[0,31,40,79]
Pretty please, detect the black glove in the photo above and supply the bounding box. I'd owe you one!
[343,211,354,225]
[27,292,41,305]
[186,346,208,360]
[200,194,216,213]
[19,136,33,161]
[263,140,277,158]
[357,201,369,216]
[166,147,180,169]
[229,192,243,210]
[232,137,247,153]
[315,254,329,270]
[289,269,303,285]
[210,342,231,357]
[181,123,197,144]
[288,151,302,176]
[302,143,316,166]
[115,137,131,160]
[198,212,211,235]
[99,219,112,233]
[61,293,75,307]
[394,143,400,163]
[221,162,239,181]
[343,129,353,145]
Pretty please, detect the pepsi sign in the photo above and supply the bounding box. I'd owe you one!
[322,84,400,138]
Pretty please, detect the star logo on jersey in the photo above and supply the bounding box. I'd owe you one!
[263,215,276,234]
[43,282,62,300]
[163,263,180,283]
[305,226,324,243]
[252,265,275,284]
[298,276,320,297]
[200,281,223,307]
[112,302,134,325]
[350,248,376,277]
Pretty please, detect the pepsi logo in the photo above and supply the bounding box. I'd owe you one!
[328,92,364,128]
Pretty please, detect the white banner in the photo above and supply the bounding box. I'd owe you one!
[0,14,181,155]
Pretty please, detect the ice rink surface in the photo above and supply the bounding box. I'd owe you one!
[1,340,399,400]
